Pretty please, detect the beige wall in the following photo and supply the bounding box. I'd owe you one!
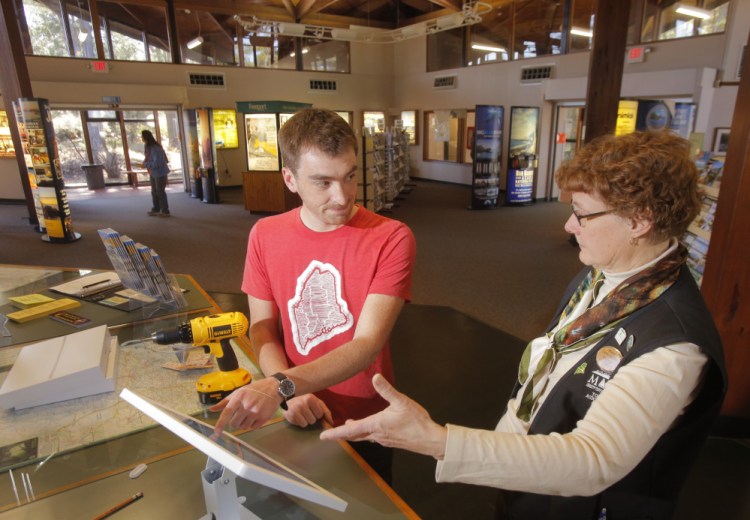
[1,1,747,201]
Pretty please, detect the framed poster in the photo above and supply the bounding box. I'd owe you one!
[245,113,280,171]
[712,128,730,154]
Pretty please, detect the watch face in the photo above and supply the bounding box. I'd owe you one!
[278,378,295,398]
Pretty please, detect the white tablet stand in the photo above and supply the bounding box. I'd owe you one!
[120,388,347,519]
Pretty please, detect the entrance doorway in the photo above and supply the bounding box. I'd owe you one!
[548,104,585,200]
[51,107,185,189]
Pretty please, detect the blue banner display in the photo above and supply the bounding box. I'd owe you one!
[506,169,534,204]
[470,105,504,209]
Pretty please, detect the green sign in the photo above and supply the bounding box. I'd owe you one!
[236,101,311,114]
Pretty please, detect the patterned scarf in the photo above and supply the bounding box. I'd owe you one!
[516,245,687,421]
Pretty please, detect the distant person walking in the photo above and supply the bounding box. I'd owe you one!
[141,129,170,217]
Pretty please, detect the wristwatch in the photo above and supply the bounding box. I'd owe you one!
[272,373,296,410]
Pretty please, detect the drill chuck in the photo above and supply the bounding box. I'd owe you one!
[152,323,193,345]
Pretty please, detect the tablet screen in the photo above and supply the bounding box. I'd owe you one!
[120,388,347,512]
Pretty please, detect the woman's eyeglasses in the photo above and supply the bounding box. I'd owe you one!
[571,207,614,226]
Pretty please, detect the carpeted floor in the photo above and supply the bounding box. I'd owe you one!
[0,180,582,342]
[2,181,749,519]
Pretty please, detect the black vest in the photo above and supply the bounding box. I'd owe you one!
[500,266,727,520]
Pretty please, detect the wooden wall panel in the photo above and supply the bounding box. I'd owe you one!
[701,31,750,418]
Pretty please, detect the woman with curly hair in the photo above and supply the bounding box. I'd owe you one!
[322,131,727,520]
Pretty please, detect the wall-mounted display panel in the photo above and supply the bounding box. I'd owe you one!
[213,109,238,149]
[244,113,280,171]
[400,110,418,145]
[0,111,14,158]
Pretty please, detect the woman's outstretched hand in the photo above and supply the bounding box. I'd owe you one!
[320,374,447,460]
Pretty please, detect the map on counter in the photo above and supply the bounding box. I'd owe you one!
[0,339,262,467]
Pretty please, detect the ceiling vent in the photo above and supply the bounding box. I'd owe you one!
[188,72,226,88]
[520,65,554,84]
[309,79,337,92]
[433,75,458,90]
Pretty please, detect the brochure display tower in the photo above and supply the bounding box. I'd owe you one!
[361,127,411,213]
[12,98,80,242]
[237,101,309,213]
[682,151,724,286]
[505,106,540,206]
[469,105,504,209]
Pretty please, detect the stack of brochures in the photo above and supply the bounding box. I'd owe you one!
[97,228,187,309]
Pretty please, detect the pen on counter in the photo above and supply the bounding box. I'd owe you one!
[82,279,114,290]
[92,491,144,520]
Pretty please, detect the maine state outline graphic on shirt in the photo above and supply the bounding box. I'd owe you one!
[288,260,354,355]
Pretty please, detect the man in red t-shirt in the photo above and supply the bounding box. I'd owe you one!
[212,108,416,482]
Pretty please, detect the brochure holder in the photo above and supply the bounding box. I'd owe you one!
[98,228,188,312]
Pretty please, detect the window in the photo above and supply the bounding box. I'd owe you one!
[237,30,296,69]
[427,27,464,72]
[569,0,596,52]
[424,111,462,162]
[302,39,350,72]
[513,0,563,59]
[177,9,237,65]
[468,2,512,66]
[364,111,386,132]
[22,0,68,57]
[400,110,418,145]
[641,0,728,42]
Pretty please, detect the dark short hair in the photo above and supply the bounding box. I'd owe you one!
[556,131,701,241]
[278,108,357,172]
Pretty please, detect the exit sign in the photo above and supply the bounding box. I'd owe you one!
[626,47,646,64]
[91,61,109,73]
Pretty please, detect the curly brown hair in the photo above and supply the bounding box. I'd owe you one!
[278,108,357,173]
[556,131,701,241]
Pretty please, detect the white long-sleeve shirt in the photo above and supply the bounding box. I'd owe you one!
[435,244,708,496]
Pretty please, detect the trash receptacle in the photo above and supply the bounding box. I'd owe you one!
[191,170,203,199]
[82,164,105,190]
[199,167,220,204]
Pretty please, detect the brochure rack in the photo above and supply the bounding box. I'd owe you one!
[97,228,187,310]
[361,128,412,212]
[682,151,724,286]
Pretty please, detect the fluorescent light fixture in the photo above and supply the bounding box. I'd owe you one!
[436,13,465,31]
[279,22,307,37]
[472,43,505,53]
[330,28,358,40]
[570,27,593,38]
[233,2,493,45]
[401,22,427,39]
[675,4,711,20]
[186,36,203,49]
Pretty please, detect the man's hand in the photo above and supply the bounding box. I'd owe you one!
[210,377,282,435]
[283,393,333,428]
[320,374,448,460]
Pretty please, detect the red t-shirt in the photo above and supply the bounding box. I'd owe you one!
[242,206,416,424]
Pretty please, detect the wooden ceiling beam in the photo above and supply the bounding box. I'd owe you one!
[280,0,297,19]
[297,0,341,19]
[423,0,462,12]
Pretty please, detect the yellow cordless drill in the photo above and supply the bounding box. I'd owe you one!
[152,312,252,404]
